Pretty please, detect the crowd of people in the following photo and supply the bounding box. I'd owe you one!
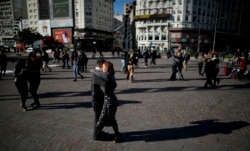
[224,49,249,81]
[1,46,249,144]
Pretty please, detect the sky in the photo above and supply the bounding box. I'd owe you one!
[114,0,134,15]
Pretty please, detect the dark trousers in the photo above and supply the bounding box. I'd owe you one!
[15,82,28,108]
[204,73,213,87]
[92,101,104,140]
[198,62,203,75]
[95,97,119,138]
[29,78,41,106]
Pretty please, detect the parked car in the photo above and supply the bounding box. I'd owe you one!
[45,49,51,53]
[0,45,11,52]
[25,48,33,53]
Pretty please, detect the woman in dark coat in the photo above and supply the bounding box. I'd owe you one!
[90,59,107,140]
[26,52,42,109]
[94,61,122,143]
[13,59,28,111]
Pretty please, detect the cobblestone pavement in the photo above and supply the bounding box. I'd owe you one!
[0,52,250,151]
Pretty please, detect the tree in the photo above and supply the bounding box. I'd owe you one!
[18,28,43,45]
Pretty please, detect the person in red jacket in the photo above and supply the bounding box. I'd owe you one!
[237,55,248,80]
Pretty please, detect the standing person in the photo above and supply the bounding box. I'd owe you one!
[170,48,184,80]
[150,50,157,65]
[111,48,116,57]
[202,58,215,88]
[90,59,107,140]
[127,51,135,83]
[51,49,56,63]
[95,61,122,143]
[183,49,190,71]
[13,59,28,111]
[133,50,140,69]
[235,49,241,64]
[197,52,204,76]
[80,51,88,72]
[71,50,83,81]
[120,50,128,73]
[176,50,184,80]
[142,49,150,67]
[26,52,42,109]
[41,50,52,72]
[211,52,220,86]
[237,55,248,80]
[0,50,7,79]
[62,50,70,69]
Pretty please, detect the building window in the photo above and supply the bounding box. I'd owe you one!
[155,35,159,40]
[177,15,180,21]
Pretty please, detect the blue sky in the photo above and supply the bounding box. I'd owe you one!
[114,0,134,15]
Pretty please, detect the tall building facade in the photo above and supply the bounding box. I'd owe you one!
[135,0,173,52]
[27,0,39,31]
[0,0,28,47]
[134,0,250,53]
[113,14,124,49]
[74,0,115,51]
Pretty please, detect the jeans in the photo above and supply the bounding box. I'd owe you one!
[73,64,83,80]
[121,59,126,72]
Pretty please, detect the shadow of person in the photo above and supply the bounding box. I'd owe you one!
[121,119,250,142]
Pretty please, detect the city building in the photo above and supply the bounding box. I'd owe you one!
[133,0,250,53]
[113,14,124,49]
[0,0,27,47]
[74,0,115,51]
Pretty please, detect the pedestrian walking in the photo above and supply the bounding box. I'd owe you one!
[182,49,190,71]
[120,50,128,73]
[127,51,135,83]
[41,50,52,72]
[13,59,28,111]
[142,49,150,67]
[71,50,83,81]
[26,52,42,109]
[80,51,88,72]
[197,52,204,76]
[0,50,7,79]
[150,50,157,65]
[62,50,70,69]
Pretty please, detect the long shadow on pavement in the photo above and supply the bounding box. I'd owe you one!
[121,119,250,142]
[116,84,250,94]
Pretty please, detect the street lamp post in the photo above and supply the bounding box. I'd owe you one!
[212,2,219,51]
[14,17,23,55]
[197,23,200,53]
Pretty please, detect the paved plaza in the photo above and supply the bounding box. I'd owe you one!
[0,52,250,151]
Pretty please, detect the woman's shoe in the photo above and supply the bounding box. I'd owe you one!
[30,103,36,107]
[112,133,122,143]
[95,131,107,141]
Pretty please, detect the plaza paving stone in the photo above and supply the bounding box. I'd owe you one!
[0,52,250,151]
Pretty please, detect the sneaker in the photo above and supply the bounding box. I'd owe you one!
[73,79,77,82]
[81,76,83,80]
